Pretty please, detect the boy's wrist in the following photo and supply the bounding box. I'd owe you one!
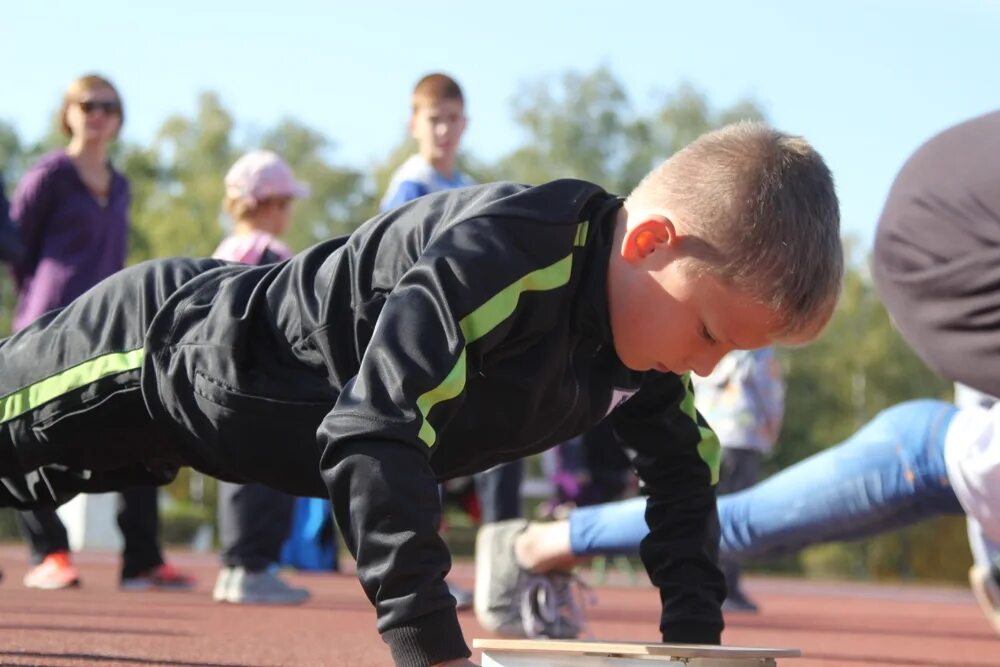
[661,622,722,646]
[383,607,471,667]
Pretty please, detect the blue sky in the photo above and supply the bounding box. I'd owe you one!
[3,0,998,249]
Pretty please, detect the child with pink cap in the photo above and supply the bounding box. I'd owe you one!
[209,150,312,605]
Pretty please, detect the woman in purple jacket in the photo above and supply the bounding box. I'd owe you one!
[9,74,193,591]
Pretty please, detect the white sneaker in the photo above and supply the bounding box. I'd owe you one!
[212,567,233,602]
[969,565,1000,636]
[215,566,310,605]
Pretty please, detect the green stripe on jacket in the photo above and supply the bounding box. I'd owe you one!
[0,348,145,425]
[679,372,722,485]
[416,250,577,447]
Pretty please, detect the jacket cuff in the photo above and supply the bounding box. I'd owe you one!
[662,623,722,645]
[382,608,471,667]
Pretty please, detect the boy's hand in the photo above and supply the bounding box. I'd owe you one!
[431,660,479,667]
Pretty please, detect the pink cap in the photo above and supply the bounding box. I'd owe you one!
[224,150,310,204]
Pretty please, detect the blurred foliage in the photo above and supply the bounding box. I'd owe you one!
[159,498,213,546]
[0,67,971,582]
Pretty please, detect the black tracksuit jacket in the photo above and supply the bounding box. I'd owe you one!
[3,180,725,666]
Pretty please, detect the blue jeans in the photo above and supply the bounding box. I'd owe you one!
[569,400,964,560]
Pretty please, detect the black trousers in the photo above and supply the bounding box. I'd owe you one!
[0,261,202,512]
[218,481,295,572]
[472,460,523,524]
[17,485,164,577]
[716,448,762,594]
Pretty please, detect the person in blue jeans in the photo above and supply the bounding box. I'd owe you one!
[496,398,999,633]
[485,111,1000,638]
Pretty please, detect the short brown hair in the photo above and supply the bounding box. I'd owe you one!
[628,121,843,339]
[411,73,464,112]
[60,73,124,137]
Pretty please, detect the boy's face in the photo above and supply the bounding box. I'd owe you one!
[410,98,466,164]
[608,216,782,377]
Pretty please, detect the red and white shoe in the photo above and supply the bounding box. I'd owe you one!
[120,562,196,591]
[23,551,81,590]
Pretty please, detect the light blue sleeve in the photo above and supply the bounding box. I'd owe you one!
[749,349,785,444]
[379,180,430,212]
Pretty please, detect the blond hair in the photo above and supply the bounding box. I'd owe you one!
[60,74,124,138]
[627,122,842,338]
[222,196,258,222]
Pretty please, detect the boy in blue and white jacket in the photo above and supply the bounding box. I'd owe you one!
[379,73,474,213]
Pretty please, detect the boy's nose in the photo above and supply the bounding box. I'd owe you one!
[689,349,726,378]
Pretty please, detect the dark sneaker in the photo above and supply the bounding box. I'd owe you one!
[519,570,590,639]
[969,565,1000,635]
[474,519,591,638]
[722,589,760,614]
[23,552,80,590]
[448,582,474,611]
[215,566,310,605]
[120,562,196,591]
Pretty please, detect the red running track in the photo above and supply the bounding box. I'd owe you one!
[0,545,997,666]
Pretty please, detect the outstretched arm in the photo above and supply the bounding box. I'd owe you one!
[315,214,584,665]
[612,372,725,645]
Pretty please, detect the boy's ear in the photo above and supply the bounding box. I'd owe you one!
[622,216,676,262]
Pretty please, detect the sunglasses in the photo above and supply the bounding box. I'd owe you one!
[77,100,121,115]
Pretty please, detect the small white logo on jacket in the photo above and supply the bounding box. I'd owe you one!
[606,388,638,416]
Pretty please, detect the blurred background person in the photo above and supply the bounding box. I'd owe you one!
[0,173,25,585]
[210,149,313,605]
[692,348,785,612]
[380,72,524,610]
[8,73,193,591]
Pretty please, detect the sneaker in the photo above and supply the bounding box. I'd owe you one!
[212,566,233,602]
[448,582,474,611]
[475,519,530,635]
[474,519,590,639]
[969,565,1000,635]
[23,552,80,590]
[215,566,310,605]
[722,589,760,614]
[120,562,196,591]
[518,570,590,639]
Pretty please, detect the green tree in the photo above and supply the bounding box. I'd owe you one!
[0,121,27,187]
[125,92,238,264]
[496,68,765,193]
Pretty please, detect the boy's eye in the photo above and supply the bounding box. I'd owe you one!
[700,324,716,344]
